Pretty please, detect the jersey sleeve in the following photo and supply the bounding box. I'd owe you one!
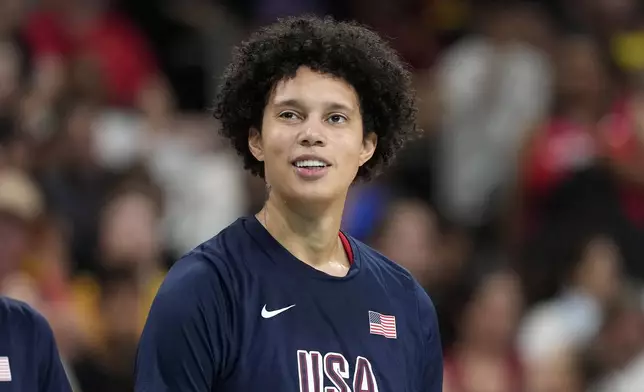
[134,251,235,392]
[32,308,73,392]
[415,283,443,392]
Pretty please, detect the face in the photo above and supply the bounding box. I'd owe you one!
[249,67,377,207]
[557,38,607,101]
[576,236,621,303]
[100,191,159,266]
[375,200,440,287]
[136,76,174,120]
[464,272,523,348]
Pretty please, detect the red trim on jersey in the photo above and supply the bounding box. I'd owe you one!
[338,232,354,264]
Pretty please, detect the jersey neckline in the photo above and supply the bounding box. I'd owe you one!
[242,216,362,281]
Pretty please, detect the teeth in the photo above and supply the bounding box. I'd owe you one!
[295,159,327,168]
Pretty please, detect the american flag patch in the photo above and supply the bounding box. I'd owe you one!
[368,311,397,339]
[0,357,11,382]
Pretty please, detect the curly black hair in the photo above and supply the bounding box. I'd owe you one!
[213,15,418,180]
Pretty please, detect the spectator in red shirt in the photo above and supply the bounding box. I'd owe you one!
[22,0,158,107]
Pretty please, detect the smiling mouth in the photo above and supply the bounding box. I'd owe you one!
[292,159,330,169]
[291,159,331,180]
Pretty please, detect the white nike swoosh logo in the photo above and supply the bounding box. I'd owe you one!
[261,304,296,319]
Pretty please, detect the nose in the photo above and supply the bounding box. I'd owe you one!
[297,121,326,147]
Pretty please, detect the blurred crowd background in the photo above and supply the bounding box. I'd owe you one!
[1,0,644,391]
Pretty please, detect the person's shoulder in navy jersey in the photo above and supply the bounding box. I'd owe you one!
[137,219,442,391]
[0,297,72,392]
[136,14,442,392]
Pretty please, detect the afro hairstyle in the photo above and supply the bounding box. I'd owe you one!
[213,15,418,180]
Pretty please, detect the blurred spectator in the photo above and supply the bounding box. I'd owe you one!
[594,92,644,280]
[369,198,460,295]
[71,179,165,392]
[72,172,164,342]
[516,36,610,240]
[98,179,164,275]
[435,1,552,232]
[515,34,644,282]
[518,230,622,364]
[38,101,114,273]
[442,268,524,392]
[22,0,159,107]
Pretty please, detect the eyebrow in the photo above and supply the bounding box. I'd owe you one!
[272,98,355,113]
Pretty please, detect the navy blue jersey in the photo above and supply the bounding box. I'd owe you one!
[135,217,443,391]
[0,297,72,392]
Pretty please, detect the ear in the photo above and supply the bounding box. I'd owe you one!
[358,131,377,166]
[248,127,264,162]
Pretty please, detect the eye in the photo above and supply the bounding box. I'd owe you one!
[278,111,300,121]
[327,114,348,125]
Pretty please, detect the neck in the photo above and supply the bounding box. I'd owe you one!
[257,191,346,268]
